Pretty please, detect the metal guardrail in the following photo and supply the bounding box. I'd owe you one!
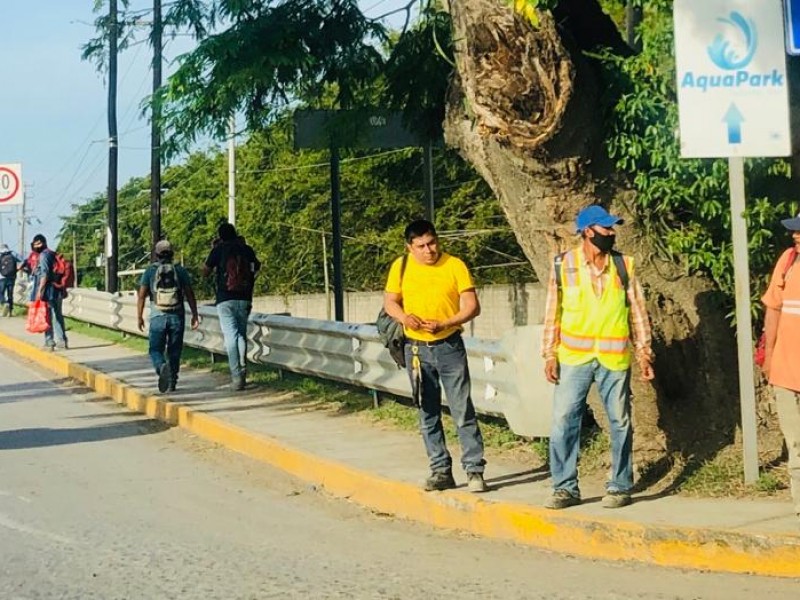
[19,284,552,437]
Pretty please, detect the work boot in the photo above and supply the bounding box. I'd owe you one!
[602,491,632,509]
[423,470,456,492]
[467,472,488,493]
[158,363,172,393]
[544,489,581,510]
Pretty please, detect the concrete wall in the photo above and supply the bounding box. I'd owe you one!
[251,283,546,340]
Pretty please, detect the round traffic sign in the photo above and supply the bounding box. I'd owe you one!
[0,166,21,203]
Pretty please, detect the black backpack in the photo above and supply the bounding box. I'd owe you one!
[0,252,16,278]
[376,255,408,369]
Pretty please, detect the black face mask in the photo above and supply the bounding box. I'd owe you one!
[588,230,616,253]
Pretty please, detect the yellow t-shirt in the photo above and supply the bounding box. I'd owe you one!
[384,252,475,342]
[762,248,800,392]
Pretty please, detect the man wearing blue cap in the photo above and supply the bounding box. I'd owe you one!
[541,205,655,509]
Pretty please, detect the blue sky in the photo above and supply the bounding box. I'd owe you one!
[0,1,202,253]
[0,0,410,254]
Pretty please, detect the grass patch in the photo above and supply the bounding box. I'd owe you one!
[676,447,788,497]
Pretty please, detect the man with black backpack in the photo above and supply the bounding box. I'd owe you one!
[29,234,69,350]
[0,243,22,317]
[203,223,261,391]
[541,205,654,511]
[137,239,200,393]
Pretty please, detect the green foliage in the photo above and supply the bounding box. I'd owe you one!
[58,115,533,297]
[599,4,799,324]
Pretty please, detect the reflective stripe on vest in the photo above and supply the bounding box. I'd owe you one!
[782,299,800,316]
[557,247,632,370]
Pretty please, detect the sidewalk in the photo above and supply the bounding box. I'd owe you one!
[1,316,799,578]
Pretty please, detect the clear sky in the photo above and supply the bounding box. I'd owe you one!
[0,0,197,253]
[0,0,411,255]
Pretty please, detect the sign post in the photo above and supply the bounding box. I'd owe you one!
[674,0,791,483]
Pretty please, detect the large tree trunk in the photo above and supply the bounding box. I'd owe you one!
[444,0,741,481]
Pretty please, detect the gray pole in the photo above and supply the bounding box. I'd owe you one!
[423,142,434,222]
[322,231,331,321]
[150,0,163,251]
[106,0,119,293]
[330,147,344,322]
[228,116,236,225]
[728,156,759,484]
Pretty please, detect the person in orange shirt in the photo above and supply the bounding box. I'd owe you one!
[761,211,800,518]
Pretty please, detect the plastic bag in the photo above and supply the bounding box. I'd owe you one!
[26,299,50,334]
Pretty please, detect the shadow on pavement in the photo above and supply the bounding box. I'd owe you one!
[0,419,169,450]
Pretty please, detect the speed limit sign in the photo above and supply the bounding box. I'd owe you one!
[0,163,23,205]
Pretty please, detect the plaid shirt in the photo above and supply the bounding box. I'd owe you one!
[541,248,653,364]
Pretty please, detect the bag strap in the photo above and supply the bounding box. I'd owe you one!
[781,248,798,282]
[399,254,408,285]
[553,250,630,306]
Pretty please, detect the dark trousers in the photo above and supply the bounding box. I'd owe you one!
[148,313,185,383]
[0,278,14,312]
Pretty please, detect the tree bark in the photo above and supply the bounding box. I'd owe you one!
[444,0,740,480]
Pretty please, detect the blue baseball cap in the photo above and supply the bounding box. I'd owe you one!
[781,211,800,231]
[575,205,623,233]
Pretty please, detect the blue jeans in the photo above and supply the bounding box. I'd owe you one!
[0,278,14,312]
[404,335,486,474]
[217,300,250,379]
[148,312,185,382]
[550,359,632,497]
[44,295,67,347]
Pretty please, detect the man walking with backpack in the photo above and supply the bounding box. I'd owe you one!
[0,243,22,317]
[541,205,655,510]
[137,240,200,393]
[203,223,261,391]
[29,234,69,350]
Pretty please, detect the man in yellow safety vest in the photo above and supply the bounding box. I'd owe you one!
[541,205,655,510]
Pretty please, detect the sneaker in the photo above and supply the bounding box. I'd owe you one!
[43,343,55,352]
[231,375,246,391]
[158,363,172,393]
[55,340,69,350]
[467,472,488,493]
[544,489,581,510]
[423,470,456,492]
[602,491,632,509]
[168,380,177,392]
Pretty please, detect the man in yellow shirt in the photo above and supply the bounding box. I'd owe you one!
[383,220,487,493]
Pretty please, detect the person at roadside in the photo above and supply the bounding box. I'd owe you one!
[0,243,23,317]
[136,239,200,393]
[29,234,69,350]
[541,205,655,510]
[202,222,261,391]
[760,211,800,518]
[383,219,488,494]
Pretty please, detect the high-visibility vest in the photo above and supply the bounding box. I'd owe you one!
[557,247,632,371]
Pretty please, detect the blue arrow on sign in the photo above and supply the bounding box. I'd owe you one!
[723,103,744,144]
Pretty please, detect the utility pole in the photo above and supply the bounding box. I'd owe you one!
[106,0,119,293]
[150,0,163,250]
[228,116,236,225]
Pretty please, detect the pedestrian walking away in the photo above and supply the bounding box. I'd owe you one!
[137,239,200,393]
[759,210,800,518]
[28,235,69,350]
[203,222,261,391]
[541,205,655,510]
[0,243,23,317]
[383,219,488,494]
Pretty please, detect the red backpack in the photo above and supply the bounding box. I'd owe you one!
[51,252,76,293]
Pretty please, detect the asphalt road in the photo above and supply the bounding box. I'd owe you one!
[0,351,798,599]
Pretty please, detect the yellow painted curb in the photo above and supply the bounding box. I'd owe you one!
[2,330,800,578]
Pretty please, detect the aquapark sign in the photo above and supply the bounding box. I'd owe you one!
[674,0,790,157]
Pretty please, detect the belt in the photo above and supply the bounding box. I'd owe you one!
[407,332,461,347]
